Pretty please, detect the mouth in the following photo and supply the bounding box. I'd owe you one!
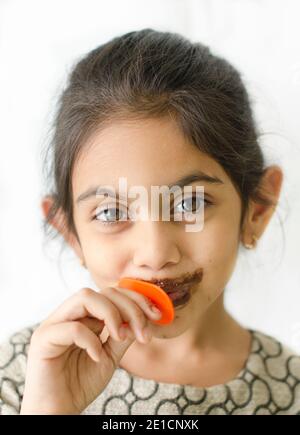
[135,268,203,308]
[166,283,193,307]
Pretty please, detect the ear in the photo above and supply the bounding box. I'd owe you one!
[41,195,84,262]
[241,165,283,246]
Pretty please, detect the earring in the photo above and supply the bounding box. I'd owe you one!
[244,234,258,249]
[80,258,86,268]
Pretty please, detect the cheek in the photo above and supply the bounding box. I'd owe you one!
[80,234,128,286]
[189,211,240,296]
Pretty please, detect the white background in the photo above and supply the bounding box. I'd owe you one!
[0,0,300,351]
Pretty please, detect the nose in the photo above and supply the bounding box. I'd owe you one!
[132,221,180,271]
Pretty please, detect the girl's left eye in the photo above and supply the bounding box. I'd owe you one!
[173,194,211,215]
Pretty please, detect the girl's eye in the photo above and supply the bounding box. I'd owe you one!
[173,194,211,216]
[93,205,128,225]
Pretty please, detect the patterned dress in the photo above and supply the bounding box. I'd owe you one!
[1,324,300,415]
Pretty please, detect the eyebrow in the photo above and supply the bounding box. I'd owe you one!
[76,170,224,204]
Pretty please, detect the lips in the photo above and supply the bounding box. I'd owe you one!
[134,268,203,308]
[146,269,203,294]
[167,285,192,307]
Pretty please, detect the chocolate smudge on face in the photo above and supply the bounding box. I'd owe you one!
[133,267,203,293]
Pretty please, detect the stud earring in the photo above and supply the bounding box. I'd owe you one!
[80,258,86,268]
[244,234,258,249]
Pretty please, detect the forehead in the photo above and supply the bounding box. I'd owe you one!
[72,117,228,194]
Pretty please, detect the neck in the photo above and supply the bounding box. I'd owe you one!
[152,292,244,358]
[119,291,252,386]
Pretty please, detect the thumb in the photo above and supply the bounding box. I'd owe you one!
[103,327,136,367]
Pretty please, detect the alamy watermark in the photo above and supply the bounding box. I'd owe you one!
[94,177,205,232]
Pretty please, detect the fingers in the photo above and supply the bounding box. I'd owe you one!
[30,321,103,363]
[102,328,136,370]
[40,287,162,345]
[41,288,124,343]
[77,316,106,336]
[114,286,162,320]
[100,287,159,343]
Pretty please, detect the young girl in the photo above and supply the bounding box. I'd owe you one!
[1,28,300,415]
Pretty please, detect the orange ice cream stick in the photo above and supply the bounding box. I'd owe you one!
[118,277,175,325]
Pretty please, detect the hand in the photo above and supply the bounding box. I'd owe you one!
[20,286,162,414]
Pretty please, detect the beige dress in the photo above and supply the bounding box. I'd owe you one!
[1,323,300,415]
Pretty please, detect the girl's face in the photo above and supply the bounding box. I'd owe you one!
[71,116,243,337]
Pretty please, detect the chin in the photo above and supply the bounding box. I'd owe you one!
[150,314,191,337]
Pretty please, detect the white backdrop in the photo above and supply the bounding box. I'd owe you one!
[1,0,300,350]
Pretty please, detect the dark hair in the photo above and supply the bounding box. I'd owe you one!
[42,28,277,243]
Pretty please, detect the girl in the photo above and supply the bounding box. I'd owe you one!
[1,28,300,415]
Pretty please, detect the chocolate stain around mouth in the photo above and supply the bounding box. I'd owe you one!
[134,267,204,294]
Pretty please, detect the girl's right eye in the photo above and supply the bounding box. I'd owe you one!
[93,204,129,226]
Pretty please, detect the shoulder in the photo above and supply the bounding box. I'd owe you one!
[0,323,39,415]
[250,329,300,373]
[244,329,300,414]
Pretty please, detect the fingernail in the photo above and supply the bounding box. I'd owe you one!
[119,325,128,340]
[150,305,162,317]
